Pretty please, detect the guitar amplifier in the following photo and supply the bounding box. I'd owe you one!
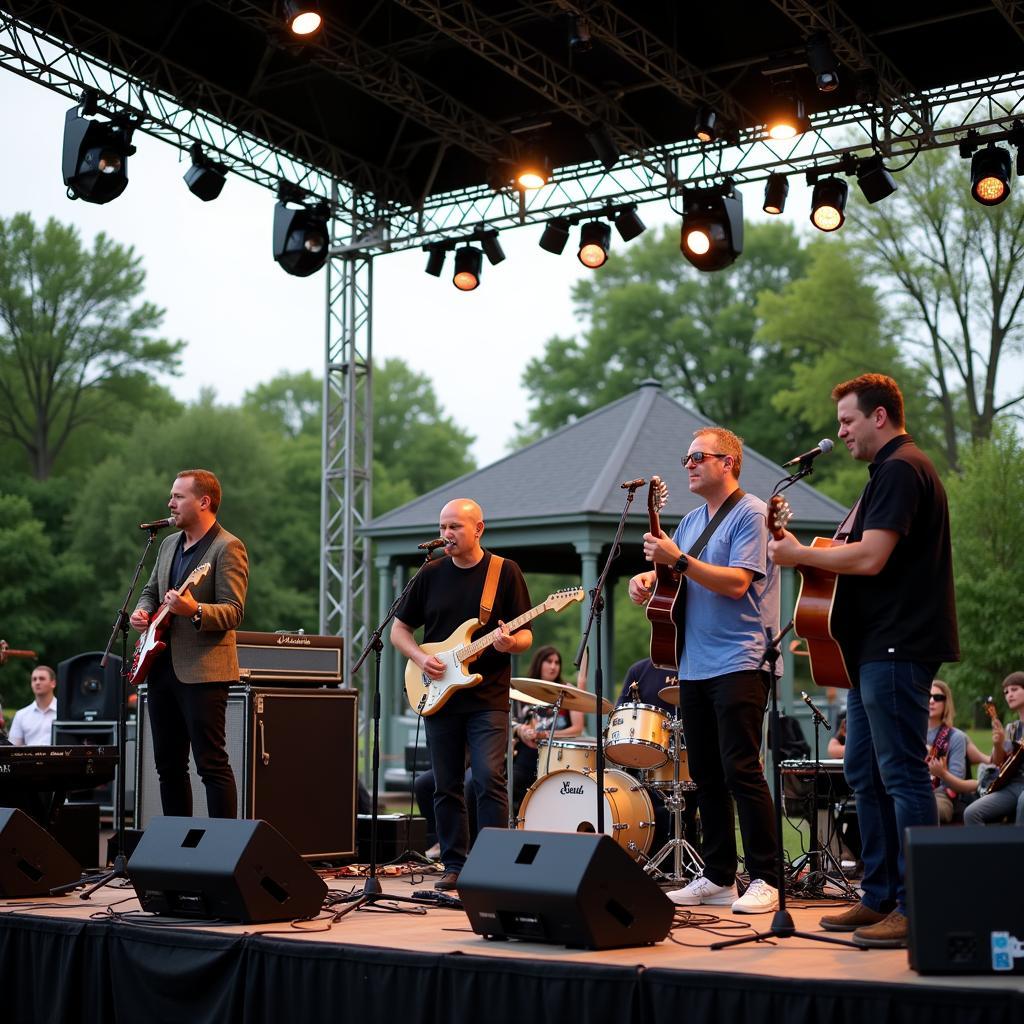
[236,631,344,684]
[135,685,357,860]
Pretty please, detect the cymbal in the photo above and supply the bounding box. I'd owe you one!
[509,687,551,708]
[510,678,613,715]
[658,684,681,706]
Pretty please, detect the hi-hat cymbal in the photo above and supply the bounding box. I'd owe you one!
[658,684,681,706]
[510,678,613,715]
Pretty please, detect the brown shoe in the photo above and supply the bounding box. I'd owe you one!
[819,901,888,932]
[434,871,460,891]
[852,910,908,949]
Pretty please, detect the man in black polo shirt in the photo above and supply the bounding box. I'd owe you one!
[769,373,958,948]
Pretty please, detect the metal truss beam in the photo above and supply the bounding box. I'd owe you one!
[991,0,1024,42]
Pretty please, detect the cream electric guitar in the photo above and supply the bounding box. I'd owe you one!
[404,587,585,716]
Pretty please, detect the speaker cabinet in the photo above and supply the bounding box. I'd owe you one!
[135,686,357,860]
[0,807,81,897]
[126,816,327,922]
[458,829,674,950]
[57,652,123,721]
[907,825,1024,974]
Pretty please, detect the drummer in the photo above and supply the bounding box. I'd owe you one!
[512,646,586,809]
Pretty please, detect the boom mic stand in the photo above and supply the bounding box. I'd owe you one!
[53,525,162,898]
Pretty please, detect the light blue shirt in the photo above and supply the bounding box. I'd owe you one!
[671,492,780,680]
[9,698,57,746]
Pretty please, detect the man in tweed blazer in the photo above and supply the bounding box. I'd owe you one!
[130,469,248,818]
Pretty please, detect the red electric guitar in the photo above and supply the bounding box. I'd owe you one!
[129,562,212,686]
[645,476,686,671]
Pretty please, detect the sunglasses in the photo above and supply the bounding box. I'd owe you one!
[929,693,946,702]
[681,452,729,467]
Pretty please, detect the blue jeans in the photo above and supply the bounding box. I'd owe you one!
[844,660,938,914]
[423,709,508,873]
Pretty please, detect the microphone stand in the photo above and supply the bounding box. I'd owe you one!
[53,526,162,897]
[575,481,641,836]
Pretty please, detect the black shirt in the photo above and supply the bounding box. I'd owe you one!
[834,434,959,666]
[617,658,678,714]
[396,551,532,712]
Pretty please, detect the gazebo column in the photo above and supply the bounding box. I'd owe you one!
[573,539,612,737]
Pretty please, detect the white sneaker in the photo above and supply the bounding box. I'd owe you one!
[731,879,779,914]
[666,874,738,906]
[425,843,441,860]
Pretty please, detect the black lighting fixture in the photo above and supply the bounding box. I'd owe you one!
[452,246,483,291]
[584,122,620,170]
[856,155,897,204]
[539,218,571,255]
[480,230,506,266]
[806,33,840,93]
[578,221,612,269]
[695,107,718,144]
[970,145,1012,206]
[515,146,550,190]
[183,142,227,202]
[61,92,136,205]
[765,94,810,141]
[284,0,322,36]
[763,173,789,215]
[424,245,446,277]
[680,182,744,272]
[272,189,330,277]
[567,13,592,52]
[614,205,646,242]
[809,176,848,232]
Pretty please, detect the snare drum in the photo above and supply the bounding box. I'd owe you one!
[536,738,597,778]
[605,702,670,769]
[641,743,692,789]
[517,768,654,859]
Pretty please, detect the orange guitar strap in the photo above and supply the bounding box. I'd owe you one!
[478,553,504,626]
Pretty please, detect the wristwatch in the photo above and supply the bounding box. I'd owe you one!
[191,604,203,627]
[673,554,689,575]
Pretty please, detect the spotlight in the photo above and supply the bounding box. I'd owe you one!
[584,122,620,170]
[614,205,646,242]
[567,14,592,52]
[765,95,810,140]
[539,218,570,255]
[578,221,611,268]
[763,173,789,215]
[694,107,718,144]
[680,183,744,272]
[272,196,330,277]
[515,148,550,190]
[810,177,848,232]
[453,246,483,291]
[806,33,840,93]
[284,1,322,36]
[183,143,227,202]
[480,230,506,266]
[61,100,135,205]
[424,245,446,278]
[856,156,897,204]
[970,145,1012,206]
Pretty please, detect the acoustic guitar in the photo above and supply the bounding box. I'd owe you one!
[768,495,852,689]
[978,698,1024,795]
[645,476,685,671]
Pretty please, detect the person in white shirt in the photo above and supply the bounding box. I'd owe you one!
[9,665,58,746]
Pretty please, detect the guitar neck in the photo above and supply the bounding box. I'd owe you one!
[458,603,549,664]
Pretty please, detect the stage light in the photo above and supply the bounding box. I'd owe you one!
[273,197,330,277]
[567,14,592,52]
[578,221,611,268]
[515,148,550,190]
[183,143,227,202]
[480,231,506,266]
[695,107,718,144]
[970,145,1011,206]
[856,156,897,204]
[680,184,744,272]
[585,122,620,170]
[284,1,322,36]
[614,205,646,242]
[539,218,570,255]
[453,246,483,290]
[765,95,810,140]
[806,34,840,93]
[810,177,848,232]
[424,245,446,277]
[61,101,135,205]
[763,173,789,215]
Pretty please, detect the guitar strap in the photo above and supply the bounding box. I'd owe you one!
[478,553,504,626]
[686,488,745,558]
[833,497,862,542]
[173,522,222,589]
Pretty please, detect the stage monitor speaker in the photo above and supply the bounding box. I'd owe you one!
[458,829,674,950]
[0,807,81,897]
[907,825,1024,974]
[57,651,123,722]
[126,815,327,923]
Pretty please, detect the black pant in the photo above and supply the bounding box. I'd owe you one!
[677,670,779,888]
[147,655,236,818]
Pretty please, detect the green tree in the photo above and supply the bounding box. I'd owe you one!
[0,213,183,480]
[944,424,1024,716]
[845,147,1024,470]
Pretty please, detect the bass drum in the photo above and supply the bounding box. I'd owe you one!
[516,768,655,860]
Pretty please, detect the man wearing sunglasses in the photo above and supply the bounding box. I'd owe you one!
[769,373,959,948]
[629,427,781,914]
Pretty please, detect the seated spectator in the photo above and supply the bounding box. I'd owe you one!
[964,671,1024,826]
[827,710,847,759]
[925,679,980,823]
[8,666,58,746]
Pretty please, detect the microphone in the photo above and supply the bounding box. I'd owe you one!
[139,516,176,531]
[800,690,832,731]
[620,477,646,490]
[783,438,834,467]
[417,538,448,551]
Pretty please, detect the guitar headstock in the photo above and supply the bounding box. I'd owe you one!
[188,562,212,588]
[767,494,793,540]
[983,697,998,721]
[545,587,586,612]
[647,476,668,516]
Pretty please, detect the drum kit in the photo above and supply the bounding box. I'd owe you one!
[510,677,703,884]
